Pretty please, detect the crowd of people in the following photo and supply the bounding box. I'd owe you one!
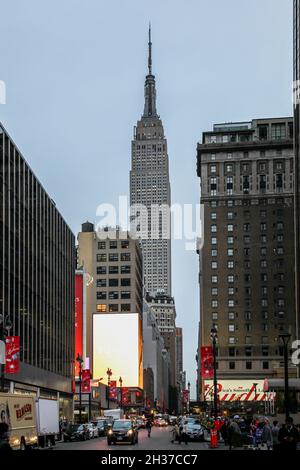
[218,415,300,450]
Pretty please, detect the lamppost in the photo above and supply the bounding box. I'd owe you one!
[0,314,13,392]
[279,332,292,421]
[210,325,218,419]
[106,368,112,409]
[187,381,191,415]
[119,376,123,410]
[253,382,258,413]
[76,354,83,423]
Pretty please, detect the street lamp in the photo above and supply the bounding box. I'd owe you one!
[119,376,123,410]
[0,314,13,392]
[279,332,292,421]
[106,368,112,410]
[187,381,191,415]
[210,325,218,419]
[76,354,84,423]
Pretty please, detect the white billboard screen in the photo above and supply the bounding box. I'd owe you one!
[204,380,273,402]
[93,313,142,388]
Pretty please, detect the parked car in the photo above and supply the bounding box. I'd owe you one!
[63,424,90,442]
[107,419,138,445]
[87,423,98,439]
[92,419,110,437]
[184,420,205,442]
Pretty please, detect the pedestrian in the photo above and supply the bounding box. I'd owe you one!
[278,417,299,451]
[146,418,152,438]
[181,421,189,445]
[220,420,229,446]
[271,421,280,451]
[262,419,273,450]
[228,417,242,449]
[0,423,12,452]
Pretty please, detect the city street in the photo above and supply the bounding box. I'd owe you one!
[54,427,223,451]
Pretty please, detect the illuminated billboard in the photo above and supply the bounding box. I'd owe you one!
[93,313,143,389]
[204,380,275,402]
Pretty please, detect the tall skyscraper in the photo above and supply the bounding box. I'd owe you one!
[293,0,300,344]
[130,27,171,296]
[197,118,297,387]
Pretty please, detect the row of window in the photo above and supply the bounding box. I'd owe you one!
[211,312,285,321]
[96,304,131,313]
[211,210,285,221]
[97,278,131,287]
[209,161,287,174]
[211,274,285,283]
[211,222,284,233]
[210,260,285,269]
[211,299,285,308]
[97,266,131,275]
[97,291,131,300]
[210,247,284,257]
[97,253,131,262]
[98,241,129,250]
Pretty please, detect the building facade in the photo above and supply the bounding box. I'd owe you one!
[294,0,300,345]
[130,27,171,296]
[197,118,297,385]
[77,224,143,392]
[0,123,75,418]
[145,291,177,412]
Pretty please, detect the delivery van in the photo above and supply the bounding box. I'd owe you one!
[0,393,38,450]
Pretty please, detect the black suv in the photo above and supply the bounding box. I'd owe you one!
[107,420,138,445]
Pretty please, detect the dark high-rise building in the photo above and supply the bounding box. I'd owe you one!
[197,118,297,384]
[130,26,171,296]
[293,0,300,344]
[0,123,75,418]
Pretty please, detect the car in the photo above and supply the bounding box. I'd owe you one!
[92,419,110,437]
[184,420,205,442]
[63,424,90,442]
[87,423,98,439]
[169,416,177,425]
[154,418,168,427]
[136,419,145,429]
[107,419,138,445]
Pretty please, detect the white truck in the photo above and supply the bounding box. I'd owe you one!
[35,398,60,447]
[103,408,124,421]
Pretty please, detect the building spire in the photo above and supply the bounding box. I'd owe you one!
[148,22,152,75]
[143,23,158,118]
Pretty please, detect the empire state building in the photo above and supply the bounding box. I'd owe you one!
[130,27,171,295]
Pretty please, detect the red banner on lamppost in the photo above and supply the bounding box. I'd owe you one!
[82,369,91,393]
[201,346,214,379]
[75,274,84,377]
[5,336,20,374]
[183,389,189,404]
[109,380,118,400]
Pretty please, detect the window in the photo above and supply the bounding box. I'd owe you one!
[98,241,106,249]
[227,224,234,232]
[121,278,131,287]
[97,292,107,300]
[109,291,119,300]
[227,176,233,195]
[228,324,235,332]
[97,254,107,262]
[245,347,252,356]
[109,304,119,312]
[121,253,131,262]
[262,347,269,357]
[121,291,131,299]
[211,225,217,233]
[210,164,217,173]
[259,174,267,193]
[227,249,234,256]
[109,253,119,262]
[97,266,107,275]
[260,222,267,232]
[245,336,252,345]
[121,266,131,274]
[229,348,235,357]
[211,212,217,220]
[211,237,217,245]
[97,279,107,287]
[262,361,269,370]
[211,275,218,283]
[277,222,284,230]
[244,236,250,244]
[229,337,236,344]
[109,266,119,274]
[228,275,234,283]
[228,300,235,307]
[261,247,267,256]
[228,261,234,269]
[228,287,234,295]
[109,241,118,249]
[246,362,252,370]
[212,288,218,295]
[97,304,107,313]
[228,312,235,320]
[121,240,129,249]
[210,177,217,195]
[227,212,234,220]
[212,261,218,269]
[212,300,218,308]
[245,312,252,320]
[271,123,286,140]
[212,313,218,321]
[276,174,283,193]
[244,223,250,232]
[261,260,267,268]
[121,304,131,312]
[211,249,218,257]
[227,237,234,244]
[243,175,250,194]
[229,362,235,370]
[109,279,119,287]
[226,164,233,173]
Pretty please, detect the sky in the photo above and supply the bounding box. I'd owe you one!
[0,0,293,399]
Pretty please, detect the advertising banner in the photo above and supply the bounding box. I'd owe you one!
[183,389,189,404]
[75,274,83,377]
[82,369,91,393]
[204,380,275,402]
[5,336,20,374]
[201,346,214,379]
[109,380,118,400]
